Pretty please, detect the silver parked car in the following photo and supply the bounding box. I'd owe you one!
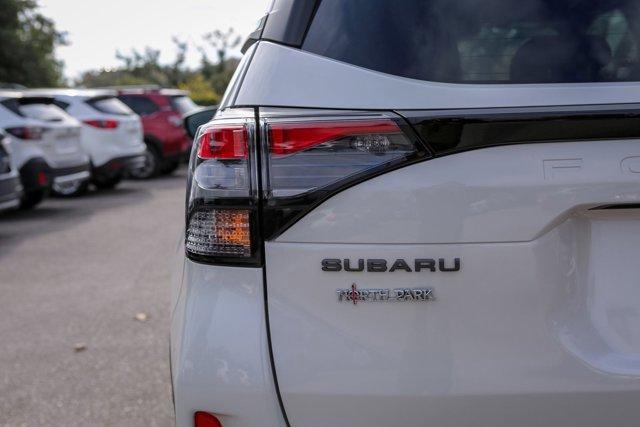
[0,130,23,212]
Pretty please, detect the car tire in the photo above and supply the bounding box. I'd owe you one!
[92,174,122,190]
[19,190,46,209]
[129,143,161,180]
[160,160,180,175]
[51,180,89,197]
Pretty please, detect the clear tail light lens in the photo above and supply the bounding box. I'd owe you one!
[186,208,252,257]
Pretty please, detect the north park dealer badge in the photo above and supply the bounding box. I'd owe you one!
[337,283,435,305]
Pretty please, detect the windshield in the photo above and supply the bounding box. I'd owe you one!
[88,96,134,116]
[304,0,640,84]
[170,95,199,114]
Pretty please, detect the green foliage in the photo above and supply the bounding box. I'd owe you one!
[179,74,219,106]
[0,0,67,87]
[77,29,242,106]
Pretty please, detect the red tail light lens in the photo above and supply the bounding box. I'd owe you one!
[194,411,222,427]
[83,119,119,129]
[269,120,401,155]
[6,127,44,140]
[197,125,248,160]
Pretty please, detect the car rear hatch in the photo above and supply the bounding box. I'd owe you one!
[84,95,143,148]
[246,0,640,426]
[16,97,86,169]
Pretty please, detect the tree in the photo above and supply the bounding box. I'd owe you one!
[179,74,219,105]
[0,0,67,86]
[199,29,241,96]
[76,28,243,106]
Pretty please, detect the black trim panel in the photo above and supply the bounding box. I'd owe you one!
[399,103,640,156]
[261,0,320,47]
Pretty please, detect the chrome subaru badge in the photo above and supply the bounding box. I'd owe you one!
[337,283,435,305]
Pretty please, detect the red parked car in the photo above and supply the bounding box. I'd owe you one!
[116,87,199,178]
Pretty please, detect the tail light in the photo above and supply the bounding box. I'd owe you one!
[186,109,260,266]
[264,118,417,197]
[6,127,44,140]
[194,412,222,427]
[83,119,119,129]
[186,108,429,266]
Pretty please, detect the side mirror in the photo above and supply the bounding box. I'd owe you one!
[184,106,218,139]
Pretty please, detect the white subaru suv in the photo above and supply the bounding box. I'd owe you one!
[27,89,146,190]
[171,1,640,426]
[0,91,90,205]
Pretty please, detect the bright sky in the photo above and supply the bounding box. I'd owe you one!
[39,0,272,80]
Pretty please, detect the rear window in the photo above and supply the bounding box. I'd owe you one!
[87,96,133,116]
[169,95,198,115]
[303,0,640,84]
[118,95,160,116]
[18,103,69,122]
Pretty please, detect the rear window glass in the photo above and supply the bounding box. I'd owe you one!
[303,0,640,84]
[118,95,159,116]
[170,96,198,115]
[87,97,133,116]
[19,103,69,122]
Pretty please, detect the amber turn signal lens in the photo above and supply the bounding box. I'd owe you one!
[186,208,252,258]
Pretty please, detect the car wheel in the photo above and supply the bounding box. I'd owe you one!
[52,180,89,197]
[129,144,161,179]
[160,160,180,175]
[19,190,46,210]
[92,174,122,190]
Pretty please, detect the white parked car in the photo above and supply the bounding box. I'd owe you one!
[0,91,90,206]
[171,1,640,426]
[27,89,146,189]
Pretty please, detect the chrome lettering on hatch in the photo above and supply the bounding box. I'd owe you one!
[322,258,461,272]
[337,283,435,305]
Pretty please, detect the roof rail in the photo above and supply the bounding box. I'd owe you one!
[101,84,162,91]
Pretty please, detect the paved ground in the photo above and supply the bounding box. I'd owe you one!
[0,169,186,427]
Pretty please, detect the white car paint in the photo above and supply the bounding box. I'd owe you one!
[280,140,640,244]
[0,133,22,211]
[0,91,90,182]
[265,140,640,426]
[236,41,640,110]
[26,89,145,169]
[173,22,640,427]
[171,254,286,427]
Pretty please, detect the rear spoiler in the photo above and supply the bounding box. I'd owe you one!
[241,0,321,53]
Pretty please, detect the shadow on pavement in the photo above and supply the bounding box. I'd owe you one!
[0,181,158,259]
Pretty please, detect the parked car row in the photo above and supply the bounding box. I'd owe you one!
[0,86,199,212]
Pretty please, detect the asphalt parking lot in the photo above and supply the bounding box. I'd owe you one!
[0,169,186,427]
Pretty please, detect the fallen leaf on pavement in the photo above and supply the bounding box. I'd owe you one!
[134,312,148,322]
